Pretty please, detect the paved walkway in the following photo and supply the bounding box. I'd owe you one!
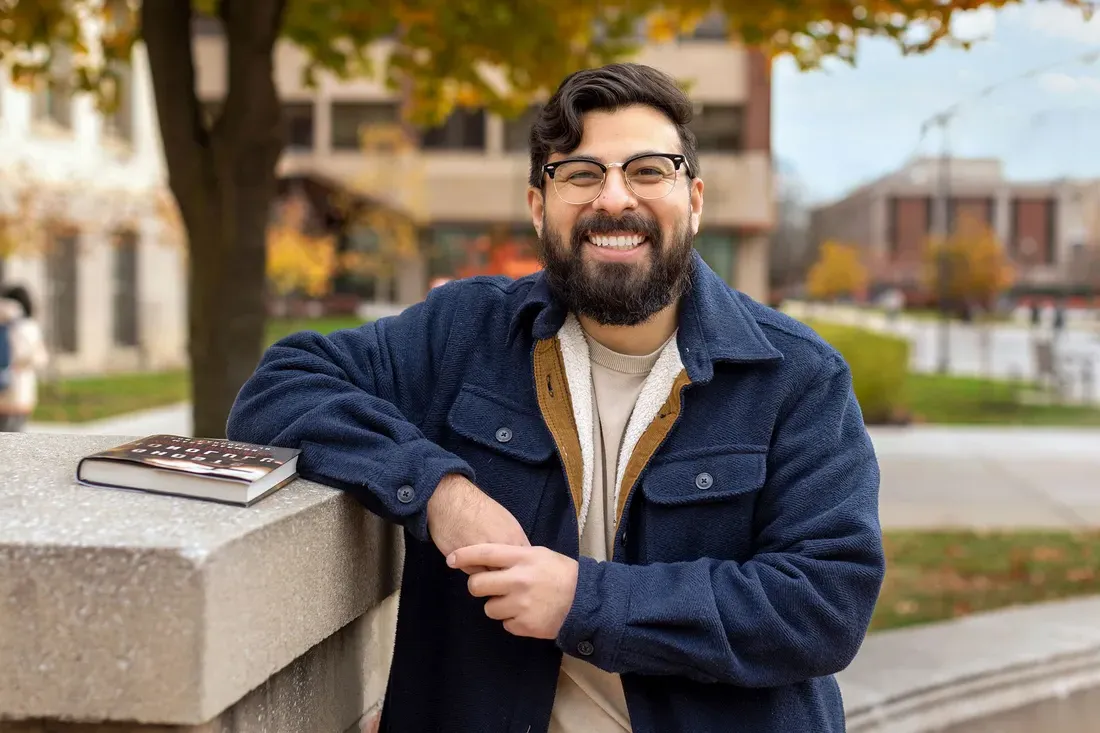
[28,404,1100,530]
[872,425,1100,529]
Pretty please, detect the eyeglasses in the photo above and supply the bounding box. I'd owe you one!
[543,153,690,205]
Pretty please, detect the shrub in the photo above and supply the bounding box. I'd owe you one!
[807,322,910,425]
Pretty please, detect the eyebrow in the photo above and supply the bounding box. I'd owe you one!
[560,149,673,164]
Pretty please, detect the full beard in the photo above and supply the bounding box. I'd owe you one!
[537,210,695,327]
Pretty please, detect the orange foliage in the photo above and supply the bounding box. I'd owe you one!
[457,236,542,279]
[922,214,1014,309]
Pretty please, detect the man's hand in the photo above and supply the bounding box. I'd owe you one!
[449,544,579,640]
[427,475,530,561]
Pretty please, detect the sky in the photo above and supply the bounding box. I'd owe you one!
[772,1,1100,206]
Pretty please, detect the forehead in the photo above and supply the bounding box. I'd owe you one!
[551,104,682,163]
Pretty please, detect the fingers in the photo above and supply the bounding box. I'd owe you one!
[467,568,517,598]
[483,595,519,621]
[448,543,532,571]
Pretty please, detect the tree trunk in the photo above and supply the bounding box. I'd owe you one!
[142,0,287,438]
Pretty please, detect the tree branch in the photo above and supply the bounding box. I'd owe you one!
[140,0,210,217]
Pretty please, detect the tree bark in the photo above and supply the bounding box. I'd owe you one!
[142,0,286,438]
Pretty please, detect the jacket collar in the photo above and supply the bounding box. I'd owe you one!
[509,250,783,382]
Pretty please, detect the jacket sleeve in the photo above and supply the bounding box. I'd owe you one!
[555,354,886,687]
[225,285,476,543]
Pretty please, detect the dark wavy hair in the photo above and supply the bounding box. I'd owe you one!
[527,62,700,189]
[2,284,33,318]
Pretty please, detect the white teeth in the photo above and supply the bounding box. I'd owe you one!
[588,234,646,250]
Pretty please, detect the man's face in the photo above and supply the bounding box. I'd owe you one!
[527,105,704,326]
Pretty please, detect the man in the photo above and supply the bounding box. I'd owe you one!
[227,62,885,733]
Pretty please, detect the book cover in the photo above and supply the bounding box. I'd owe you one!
[80,434,300,482]
[76,434,303,506]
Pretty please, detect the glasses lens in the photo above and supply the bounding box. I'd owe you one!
[553,161,605,204]
[624,156,678,199]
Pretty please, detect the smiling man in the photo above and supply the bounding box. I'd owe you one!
[227,62,885,733]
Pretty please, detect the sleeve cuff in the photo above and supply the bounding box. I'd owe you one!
[556,556,630,672]
[300,438,475,543]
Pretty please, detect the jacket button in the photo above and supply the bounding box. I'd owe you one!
[495,427,513,443]
[695,472,714,490]
[577,640,595,656]
[396,485,416,503]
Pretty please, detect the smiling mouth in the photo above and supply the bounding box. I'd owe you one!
[585,233,648,251]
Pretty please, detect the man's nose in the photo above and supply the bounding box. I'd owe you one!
[593,168,638,215]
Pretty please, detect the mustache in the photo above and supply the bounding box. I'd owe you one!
[572,212,661,242]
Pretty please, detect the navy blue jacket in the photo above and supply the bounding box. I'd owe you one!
[227,252,885,732]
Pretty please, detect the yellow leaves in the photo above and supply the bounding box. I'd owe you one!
[806,240,869,301]
[265,211,338,299]
[922,214,1015,308]
[645,11,681,44]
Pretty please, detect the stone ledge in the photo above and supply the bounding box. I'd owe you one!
[839,595,1100,732]
[0,433,402,725]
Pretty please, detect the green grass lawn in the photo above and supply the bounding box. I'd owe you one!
[874,529,1100,631]
[32,316,365,424]
[907,373,1100,427]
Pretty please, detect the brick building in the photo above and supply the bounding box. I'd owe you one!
[809,157,1099,302]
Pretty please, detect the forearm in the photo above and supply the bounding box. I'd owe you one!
[226,330,473,541]
[557,547,882,687]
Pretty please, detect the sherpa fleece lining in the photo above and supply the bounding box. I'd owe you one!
[555,314,686,536]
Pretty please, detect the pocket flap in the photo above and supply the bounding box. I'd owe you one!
[447,384,555,464]
[642,448,767,505]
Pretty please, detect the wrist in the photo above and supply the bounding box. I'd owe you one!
[428,474,473,519]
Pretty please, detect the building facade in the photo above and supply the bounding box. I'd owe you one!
[809,157,1100,301]
[0,46,187,377]
[192,24,774,304]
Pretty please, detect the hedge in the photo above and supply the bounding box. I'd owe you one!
[807,322,911,425]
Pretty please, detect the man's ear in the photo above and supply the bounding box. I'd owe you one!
[689,177,704,236]
[527,187,545,237]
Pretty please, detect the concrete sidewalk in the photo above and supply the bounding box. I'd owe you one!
[872,426,1100,530]
[28,404,1100,530]
[28,402,193,437]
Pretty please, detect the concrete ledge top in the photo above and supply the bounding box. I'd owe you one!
[840,595,1100,732]
[0,432,401,725]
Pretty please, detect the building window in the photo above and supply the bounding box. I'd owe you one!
[33,82,72,129]
[503,105,541,153]
[113,230,140,347]
[192,13,223,36]
[47,231,79,354]
[420,108,486,151]
[691,105,743,152]
[331,101,400,150]
[104,62,134,143]
[1046,199,1058,265]
[683,12,728,40]
[282,102,314,150]
[695,231,738,284]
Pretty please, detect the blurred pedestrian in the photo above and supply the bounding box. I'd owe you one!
[0,285,49,431]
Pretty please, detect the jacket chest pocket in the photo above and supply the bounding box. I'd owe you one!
[634,447,767,563]
[446,384,557,536]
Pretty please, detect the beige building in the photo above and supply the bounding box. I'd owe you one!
[193,22,775,304]
[809,157,1100,300]
[0,46,187,377]
[1,24,774,380]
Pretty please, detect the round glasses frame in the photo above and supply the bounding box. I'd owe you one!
[542,152,691,205]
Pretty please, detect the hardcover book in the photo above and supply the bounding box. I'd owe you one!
[76,434,302,506]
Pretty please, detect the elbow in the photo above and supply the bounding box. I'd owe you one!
[225,372,277,445]
[799,568,885,679]
[738,617,869,687]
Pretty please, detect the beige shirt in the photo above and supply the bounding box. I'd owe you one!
[549,331,670,733]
